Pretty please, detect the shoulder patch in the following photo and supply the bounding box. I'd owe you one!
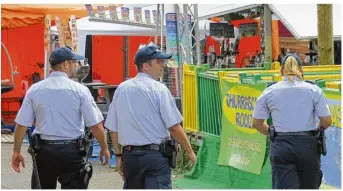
[267,82,277,87]
[304,80,316,85]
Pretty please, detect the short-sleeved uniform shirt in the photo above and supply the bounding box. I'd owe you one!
[253,76,331,132]
[105,72,183,146]
[15,71,104,140]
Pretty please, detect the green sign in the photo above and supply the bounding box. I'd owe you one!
[218,80,267,175]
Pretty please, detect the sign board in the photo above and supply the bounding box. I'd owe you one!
[44,15,51,53]
[134,7,142,23]
[152,10,157,24]
[218,81,267,175]
[85,4,95,18]
[109,5,118,20]
[97,6,106,19]
[145,10,151,24]
[239,22,258,37]
[210,23,235,38]
[121,7,130,22]
[70,15,78,52]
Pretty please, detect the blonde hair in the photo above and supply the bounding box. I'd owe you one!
[281,56,303,82]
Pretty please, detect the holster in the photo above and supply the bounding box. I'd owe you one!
[316,127,327,156]
[31,134,42,153]
[58,162,93,189]
[77,131,93,157]
[81,162,93,188]
[160,140,178,169]
[269,126,275,142]
[27,130,41,189]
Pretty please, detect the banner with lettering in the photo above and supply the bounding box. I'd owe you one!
[70,15,78,52]
[165,13,178,67]
[121,7,130,22]
[218,80,267,175]
[134,7,142,23]
[44,15,51,53]
[61,18,72,48]
[109,5,118,20]
[145,10,151,24]
[152,10,157,24]
[85,4,95,18]
[321,89,341,188]
[55,17,65,47]
[97,6,106,19]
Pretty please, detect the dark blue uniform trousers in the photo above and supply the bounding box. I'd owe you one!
[122,150,172,189]
[32,143,88,189]
[270,136,322,189]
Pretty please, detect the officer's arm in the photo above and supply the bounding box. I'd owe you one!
[13,88,35,153]
[105,91,121,155]
[314,89,332,129]
[318,116,332,129]
[252,90,270,136]
[80,88,107,150]
[90,123,108,151]
[109,132,121,156]
[252,119,269,136]
[169,124,193,154]
[158,87,193,153]
[13,124,28,153]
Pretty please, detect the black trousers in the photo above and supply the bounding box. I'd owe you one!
[122,150,172,189]
[270,136,322,189]
[31,143,88,189]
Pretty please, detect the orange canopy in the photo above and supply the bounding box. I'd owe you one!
[1,4,123,29]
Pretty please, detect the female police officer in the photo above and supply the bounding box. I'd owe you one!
[252,54,332,189]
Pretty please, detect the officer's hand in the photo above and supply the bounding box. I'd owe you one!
[187,151,197,167]
[116,157,124,181]
[12,152,25,173]
[99,148,110,165]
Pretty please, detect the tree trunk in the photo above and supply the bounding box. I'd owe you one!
[317,4,334,65]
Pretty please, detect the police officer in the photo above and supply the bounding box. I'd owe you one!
[105,44,196,189]
[11,47,110,189]
[252,54,332,189]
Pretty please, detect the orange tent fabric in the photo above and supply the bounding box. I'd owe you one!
[1,4,123,29]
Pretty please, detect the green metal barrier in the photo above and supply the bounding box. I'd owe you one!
[197,71,222,136]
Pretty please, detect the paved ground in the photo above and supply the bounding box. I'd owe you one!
[1,144,124,189]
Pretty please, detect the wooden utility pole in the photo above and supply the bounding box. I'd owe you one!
[317,4,334,65]
[263,5,273,63]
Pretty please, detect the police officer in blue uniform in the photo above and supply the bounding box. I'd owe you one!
[12,47,110,189]
[105,44,196,189]
[252,54,332,189]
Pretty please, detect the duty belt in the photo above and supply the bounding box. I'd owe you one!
[123,144,160,151]
[41,139,77,145]
[275,130,317,137]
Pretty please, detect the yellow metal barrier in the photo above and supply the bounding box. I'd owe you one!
[220,67,340,76]
[303,65,341,69]
[220,73,341,83]
[182,64,211,132]
[183,65,198,132]
[269,74,341,82]
[326,81,341,90]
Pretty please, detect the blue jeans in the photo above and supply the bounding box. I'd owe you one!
[122,150,172,189]
[270,136,322,189]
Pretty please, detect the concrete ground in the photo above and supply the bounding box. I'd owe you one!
[1,144,124,189]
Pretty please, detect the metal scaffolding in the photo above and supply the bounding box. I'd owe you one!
[85,4,201,101]
[171,4,201,100]
[175,4,201,66]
